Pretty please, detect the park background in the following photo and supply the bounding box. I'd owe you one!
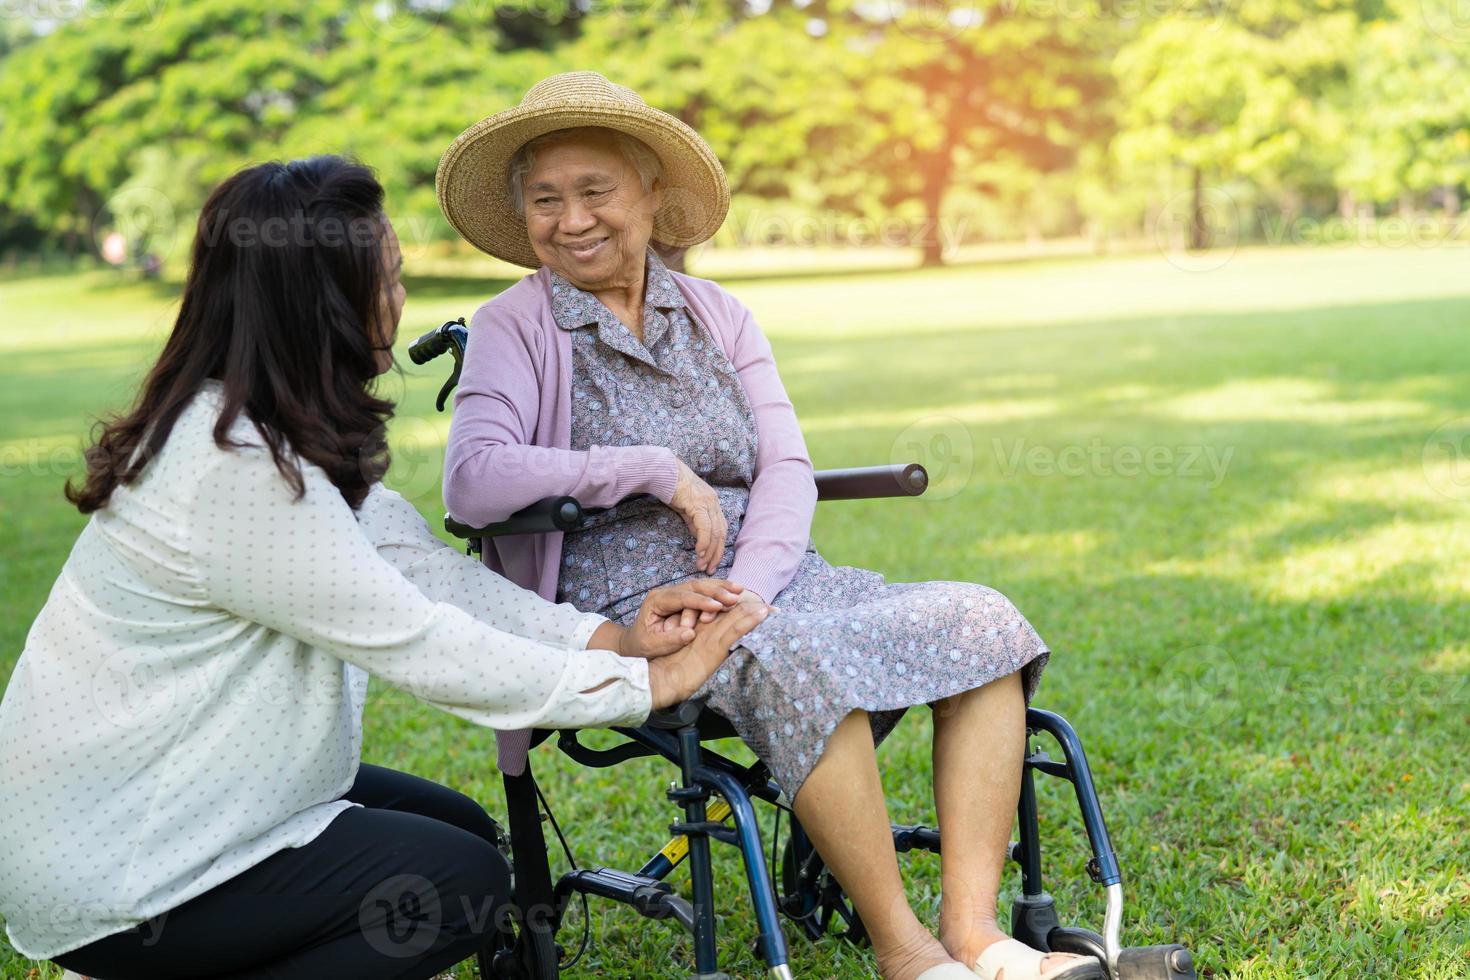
[1,0,1468,977]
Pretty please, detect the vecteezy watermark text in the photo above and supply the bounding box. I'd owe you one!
[993,437,1234,487]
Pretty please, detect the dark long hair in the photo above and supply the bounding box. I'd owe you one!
[67,155,394,513]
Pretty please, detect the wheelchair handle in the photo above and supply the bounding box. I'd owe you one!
[408,317,465,365]
[408,318,469,411]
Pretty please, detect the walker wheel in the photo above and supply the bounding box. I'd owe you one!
[479,912,560,979]
[779,832,868,946]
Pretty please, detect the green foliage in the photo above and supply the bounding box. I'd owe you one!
[0,0,1468,259]
[1113,19,1298,185]
[1338,4,1470,203]
[0,0,542,251]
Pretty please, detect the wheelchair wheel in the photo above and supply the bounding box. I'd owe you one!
[478,913,559,980]
[779,829,868,946]
[1046,927,1106,968]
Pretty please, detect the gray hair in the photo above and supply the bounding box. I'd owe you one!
[506,126,664,217]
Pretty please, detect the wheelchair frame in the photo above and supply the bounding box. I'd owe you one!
[409,319,1197,980]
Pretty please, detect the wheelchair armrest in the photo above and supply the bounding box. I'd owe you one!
[443,463,928,542]
[445,495,588,540]
[643,699,705,729]
[814,463,927,500]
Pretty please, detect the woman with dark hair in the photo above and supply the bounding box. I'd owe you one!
[0,155,767,980]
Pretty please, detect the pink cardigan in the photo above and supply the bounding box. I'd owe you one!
[442,266,817,772]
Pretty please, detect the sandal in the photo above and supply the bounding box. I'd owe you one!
[971,938,1105,980]
[919,963,986,980]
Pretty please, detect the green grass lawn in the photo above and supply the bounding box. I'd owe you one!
[1,244,1467,979]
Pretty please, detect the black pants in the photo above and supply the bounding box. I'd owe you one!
[53,765,512,980]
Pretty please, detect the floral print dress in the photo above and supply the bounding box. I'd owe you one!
[553,250,1050,800]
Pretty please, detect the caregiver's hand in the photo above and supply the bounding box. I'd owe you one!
[620,579,745,659]
[648,601,770,710]
[659,583,767,632]
[669,460,728,574]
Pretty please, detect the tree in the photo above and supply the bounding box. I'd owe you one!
[1112,17,1298,249]
[564,0,1112,265]
[1337,1,1470,212]
[564,4,874,224]
[828,0,1115,264]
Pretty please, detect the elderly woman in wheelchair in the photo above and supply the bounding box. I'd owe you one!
[433,72,1099,980]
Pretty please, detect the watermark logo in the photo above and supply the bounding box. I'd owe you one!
[379,416,445,502]
[993,437,1234,487]
[722,208,972,253]
[359,874,442,958]
[355,0,444,42]
[891,415,975,501]
[0,439,85,480]
[1423,417,1470,502]
[91,185,180,267]
[1158,644,1238,729]
[1420,0,1470,43]
[886,0,983,41]
[2,0,167,26]
[1151,185,1239,272]
[92,650,178,731]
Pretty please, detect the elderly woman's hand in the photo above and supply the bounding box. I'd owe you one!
[656,583,767,634]
[670,460,728,574]
[648,601,770,709]
[619,578,744,659]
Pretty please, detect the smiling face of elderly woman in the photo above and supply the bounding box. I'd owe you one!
[511,127,664,292]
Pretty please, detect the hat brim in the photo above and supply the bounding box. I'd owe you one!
[436,101,730,269]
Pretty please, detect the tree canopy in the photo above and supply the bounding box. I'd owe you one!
[0,0,1459,262]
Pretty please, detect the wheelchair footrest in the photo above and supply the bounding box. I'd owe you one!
[1117,944,1197,980]
[891,823,941,854]
[554,867,696,934]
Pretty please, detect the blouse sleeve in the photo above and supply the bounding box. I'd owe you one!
[187,446,651,732]
[723,293,818,603]
[442,301,681,527]
[355,484,606,650]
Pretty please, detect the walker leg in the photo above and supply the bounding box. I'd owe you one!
[692,766,792,976]
[672,725,723,979]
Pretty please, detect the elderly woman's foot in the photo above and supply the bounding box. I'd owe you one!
[940,924,1099,978]
[876,932,967,980]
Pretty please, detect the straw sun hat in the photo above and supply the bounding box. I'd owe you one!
[436,71,731,269]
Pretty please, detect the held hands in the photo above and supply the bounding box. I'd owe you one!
[669,460,728,574]
[651,585,767,634]
[647,600,771,710]
[619,578,746,659]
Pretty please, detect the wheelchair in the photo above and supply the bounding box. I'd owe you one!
[410,318,1198,980]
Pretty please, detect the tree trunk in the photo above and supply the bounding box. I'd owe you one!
[1189,166,1206,251]
[73,187,103,260]
[1024,213,1043,248]
[1441,184,1460,218]
[920,177,945,267]
[1337,187,1356,221]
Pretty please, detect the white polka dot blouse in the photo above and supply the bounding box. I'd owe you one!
[0,381,650,959]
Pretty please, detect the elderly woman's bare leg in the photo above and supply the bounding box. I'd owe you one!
[932,672,1087,974]
[792,709,962,980]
